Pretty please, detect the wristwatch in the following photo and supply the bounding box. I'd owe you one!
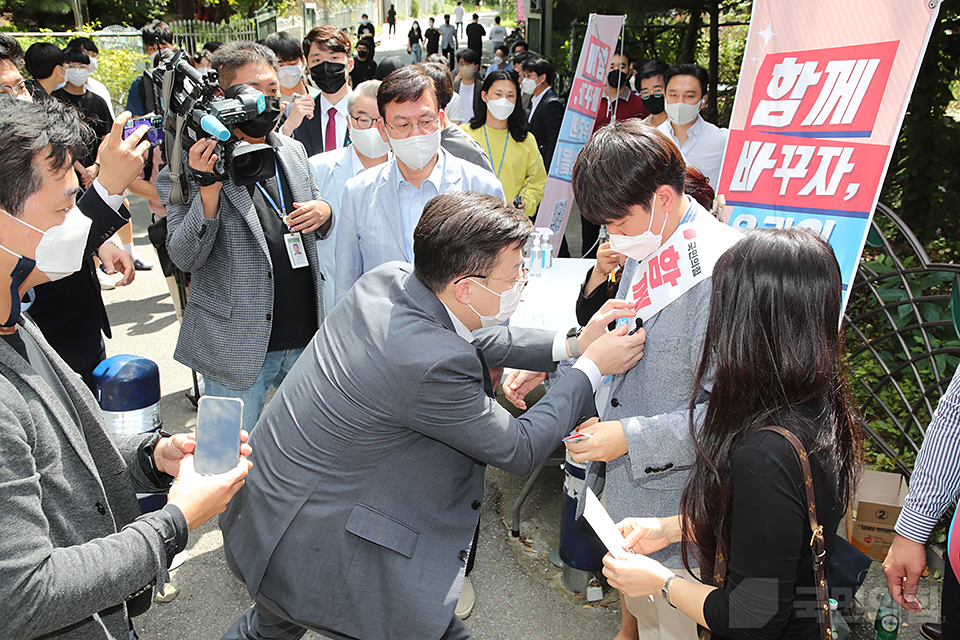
[566,326,582,358]
[662,573,680,608]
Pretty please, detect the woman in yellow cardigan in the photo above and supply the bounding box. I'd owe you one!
[462,69,547,217]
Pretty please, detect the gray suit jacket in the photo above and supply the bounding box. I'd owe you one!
[0,319,175,640]
[220,263,596,640]
[157,133,325,390]
[333,147,504,305]
[309,145,362,305]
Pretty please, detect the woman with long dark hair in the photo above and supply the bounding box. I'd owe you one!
[462,69,546,217]
[602,228,863,640]
[407,21,423,63]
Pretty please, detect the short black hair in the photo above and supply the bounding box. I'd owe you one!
[456,48,479,66]
[494,16,500,23]
[521,56,553,86]
[511,50,534,66]
[62,46,90,66]
[378,64,439,116]
[639,59,669,83]
[0,34,24,68]
[264,31,303,62]
[417,62,453,109]
[25,43,65,80]
[0,96,91,216]
[472,13,479,19]
[202,41,223,54]
[361,13,368,18]
[211,41,279,88]
[665,63,709,97]
[376,55,405,81]
[67,36,98,55]
[141,20,174,48]
[572,120,686,225]
[494,45,509,58]
[414,191,533,293]
[510,40,528,54]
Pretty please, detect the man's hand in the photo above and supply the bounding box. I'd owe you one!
[882,533,928,612]
[97,243,135,286]
[281,95,315,136]
[288,200,332,234]
[577,299,635,354]
[565,417,627,462]
[502,369,548,410]
[581,316,645,376]
[188,139,222,216]
[98,112,151,196]
[166,454,252,531]
[154,430,252,478]
[619,516,679,555]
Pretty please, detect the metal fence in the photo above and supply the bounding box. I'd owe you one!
[168,18,257,56]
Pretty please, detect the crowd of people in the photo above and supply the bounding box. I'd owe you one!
[0,10,955,640]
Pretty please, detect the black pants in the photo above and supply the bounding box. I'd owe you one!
[943,553,959,639]
[443,46,456,71]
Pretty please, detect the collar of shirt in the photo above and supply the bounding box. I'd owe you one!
[662,113,705,144]
[350,145,365,176]
[529,88,547,122]
[320,92,349,117]
[394,145,445,192]
[440,300,475,343]
[394,147,446,260]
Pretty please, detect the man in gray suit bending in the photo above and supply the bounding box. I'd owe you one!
[220,191,647,640]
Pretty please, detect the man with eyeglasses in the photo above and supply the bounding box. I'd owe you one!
[309,80,389,303]
[334,65,503,304]
[637,59,669,129]
[219,190,647,640]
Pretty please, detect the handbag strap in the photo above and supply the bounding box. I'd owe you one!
[701,427,832,640]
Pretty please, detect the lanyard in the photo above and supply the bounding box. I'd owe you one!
[256,164,286,219]
[482,125,509,179]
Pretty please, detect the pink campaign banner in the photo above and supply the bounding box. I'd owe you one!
[533,14,624,250]
[516,0,525,24]
[719,0,940,311]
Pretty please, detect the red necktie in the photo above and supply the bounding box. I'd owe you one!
[325,106,338,152]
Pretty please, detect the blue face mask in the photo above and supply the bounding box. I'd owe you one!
[0,247,37,327]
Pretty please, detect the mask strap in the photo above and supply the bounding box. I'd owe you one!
[1,247,37,327]
[1,208,44,235]
[469,278,503,298]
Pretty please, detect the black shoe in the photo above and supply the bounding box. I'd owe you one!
[921,622,942,640]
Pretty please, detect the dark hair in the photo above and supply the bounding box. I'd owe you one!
[521,56,553,86]
[679,228,863,582]
[472,13,479,19]
[494,15,501,23]
[361,13,368,18]
[63,46,90,66]
[141,20,174,48]
[511,50,534,67]
[211,41,279,88]
[494,45,509,59]
[0,97,91,216]
[611,46,632,66]
[303,25,352,58]
[444,14,450,20]
[264,31,303,62]
[414,192,533,293]
[665,63,709,97]
[684,165,714,210]
[511,40,528,54]
[25,43,65,80]
[639,59,669,82]
[377,64,439,116]
[0,34,24,68]
[425,53,447,65]
[573,120,685,224]
[67,36,98,55]
[376,55,405,81]
[469,68,528,142]
[358,36,375,51]
[417,63,453,109]
[203,41,224,54]
[456,48,480,66]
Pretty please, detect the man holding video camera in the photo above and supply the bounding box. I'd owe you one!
[157,41,333,430]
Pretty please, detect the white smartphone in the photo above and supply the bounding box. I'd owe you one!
[194,396,243,475]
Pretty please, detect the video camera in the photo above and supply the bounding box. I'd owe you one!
[142,50,276,205]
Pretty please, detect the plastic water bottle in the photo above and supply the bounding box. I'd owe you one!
[529,233,543,277]
[829,599,850,640]
[538,228,554,269]
[875,594,899,640]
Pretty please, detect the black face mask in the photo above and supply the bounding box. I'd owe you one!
[3,256,36,327]
[607,69,627,89]
[310,61,347,94]
[238,96,283,139]
[641,93,665,115]
[357,49,369,60]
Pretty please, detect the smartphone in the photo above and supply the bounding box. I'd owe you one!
[123,114,164,147]
[194,396,243,475]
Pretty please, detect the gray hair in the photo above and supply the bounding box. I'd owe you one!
[347,80,382,115]
[211,41,279,88]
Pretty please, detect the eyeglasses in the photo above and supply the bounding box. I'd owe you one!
[384,116,440,138]
[457,268,529,289]
[0,79,32,97]
[639,89,664,99]
[350,113,382,130]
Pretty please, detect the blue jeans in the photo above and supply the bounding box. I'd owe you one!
[203,347,304,432]
[410,43,422,63]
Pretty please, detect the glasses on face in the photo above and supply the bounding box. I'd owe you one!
[639,89,664,99]
[384,116,440,138]
[457,268,529,289]
[350,113,382,130]
[0,79,32,97]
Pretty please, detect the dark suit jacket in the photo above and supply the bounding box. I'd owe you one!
[453,78,483,122]
[220,263,596,640]
[28,187,130,376]
[291,95,351,158]
[529,87,564,170]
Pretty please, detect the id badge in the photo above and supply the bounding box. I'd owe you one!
[284,232,309,269]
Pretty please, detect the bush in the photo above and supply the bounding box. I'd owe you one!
[411,0,420,17]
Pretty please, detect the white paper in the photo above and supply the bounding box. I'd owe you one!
[582,487,629,560]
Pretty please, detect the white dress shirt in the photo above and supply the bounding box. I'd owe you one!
[320,93,350,151]
[657,115,729,189]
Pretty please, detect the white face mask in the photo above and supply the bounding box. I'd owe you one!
[493,56,503,65]
[88,57,98,73]
[628,75,637,93]
[1,206,92,281]
[609,195,666,263]
[64,68,90,87]
[350,123,391,159]
[469,278,524,328]
[486,97,515,121]
[664,99,702,126]
[148,50,159,64]
[388,128,441,171]
[520,77,537,95]
[277,64,303,89]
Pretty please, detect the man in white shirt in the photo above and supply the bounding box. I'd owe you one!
[285,26,353,157]
[453,1,466,38]
[488,16,507,55]
[454,48,481,123]
[656,63,728,188]
[440,15,459,70]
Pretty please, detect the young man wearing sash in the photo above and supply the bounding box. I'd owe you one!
[505,120,741,640]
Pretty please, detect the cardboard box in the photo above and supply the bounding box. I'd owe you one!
[847,470,909,561]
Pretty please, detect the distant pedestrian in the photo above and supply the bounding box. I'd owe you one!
[453,0,465,37]
[465,13,485,59]
[408,21,423,63]
[488,16,507,55]
[387,4,397,36]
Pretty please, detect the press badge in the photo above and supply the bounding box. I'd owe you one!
[284,232,309,269]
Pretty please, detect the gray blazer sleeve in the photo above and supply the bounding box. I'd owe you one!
[157,162,222,274]
[334,182,363,305]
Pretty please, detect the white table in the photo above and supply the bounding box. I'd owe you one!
[512,258,593,332]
